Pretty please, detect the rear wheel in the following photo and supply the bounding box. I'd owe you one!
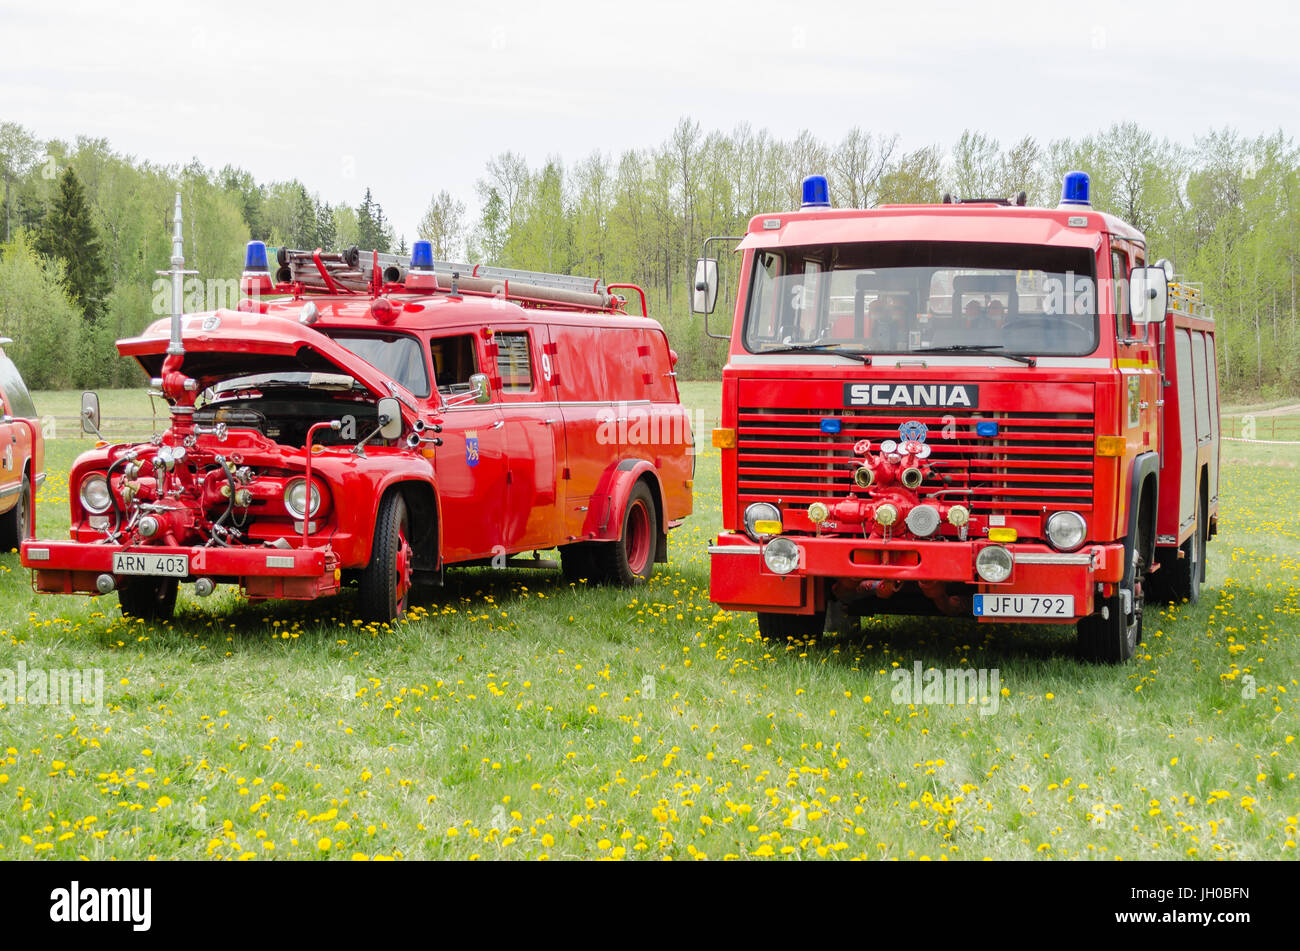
[758,610,827,641]
[591,481,657,586]
[1150,507,1204,606]
[119,577,178,622]
[358,492,412,622]
[0,474,31,551]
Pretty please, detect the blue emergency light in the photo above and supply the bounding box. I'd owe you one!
[820,418,842,434]
[801,175,830,209]
[1059,171,1091,207]
[410,239,434,270]
[244,240,269,272]
[976,420,1000,437]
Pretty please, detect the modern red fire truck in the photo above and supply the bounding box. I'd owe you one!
[696,172,1218,662]
[20,196,693,623]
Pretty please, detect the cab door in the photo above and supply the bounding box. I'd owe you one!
[429,331,508,564]
[490,326,563,553]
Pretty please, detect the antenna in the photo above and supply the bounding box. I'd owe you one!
[157,192,198,356]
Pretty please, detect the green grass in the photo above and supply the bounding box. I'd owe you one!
[0,381,1296,860]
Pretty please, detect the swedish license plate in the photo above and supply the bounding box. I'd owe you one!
[973,594,1074,618]
[112,552,189,577]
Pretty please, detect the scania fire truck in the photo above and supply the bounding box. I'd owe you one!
[695,172,1218,663]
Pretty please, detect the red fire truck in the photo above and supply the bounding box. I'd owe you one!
[696,172,1218,663]
[20,197,693,623]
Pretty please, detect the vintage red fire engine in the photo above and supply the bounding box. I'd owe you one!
[21,197,693,622]
[696,172,1218,662]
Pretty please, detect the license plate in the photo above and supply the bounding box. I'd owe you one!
[112,552,189,577]
[973,594,1074,618]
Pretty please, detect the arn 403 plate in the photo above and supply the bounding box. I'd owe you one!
[973,594,1074,618]
[112,552,189,578]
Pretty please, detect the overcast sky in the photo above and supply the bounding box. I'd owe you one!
[3,0,1297,245]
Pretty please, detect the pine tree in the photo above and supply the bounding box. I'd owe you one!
[356,188,392,253]
[315,199,337,251]
[35,167,107,322]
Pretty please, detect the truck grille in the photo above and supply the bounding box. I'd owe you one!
[736,407,1095,516]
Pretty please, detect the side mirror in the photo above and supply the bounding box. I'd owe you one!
[376,397,403,440]
[80,391,101,436]
[1129,266,1169,325]
[469,373,491,404]
[692,258,719,315]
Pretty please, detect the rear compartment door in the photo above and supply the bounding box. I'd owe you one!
[491,326,563,553]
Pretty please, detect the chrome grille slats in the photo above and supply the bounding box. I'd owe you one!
[736,407,1095,514]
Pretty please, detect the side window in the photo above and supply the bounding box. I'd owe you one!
[0,356,37,418]
[1111,249,1130,331]
[429,334,479,395]
[495,332,533,393]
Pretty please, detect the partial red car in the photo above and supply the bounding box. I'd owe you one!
[0,338,44,550]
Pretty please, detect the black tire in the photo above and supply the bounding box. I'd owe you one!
[758,610,827,640]
[1078,549,1143,663]
[1150,509,1204,606]
[118,577,178,622]
[591,481,658,586]
[560,542,602,584]
[0,473,31,552]
[358,492,412,622]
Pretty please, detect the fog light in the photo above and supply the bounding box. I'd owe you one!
[807,501,829,525]
[975,545,1014,583]
[1046,511,1087,551]
[762,537,801,575]
[905,504,940,537]
[744,502,781,540]
[874,503,898,527]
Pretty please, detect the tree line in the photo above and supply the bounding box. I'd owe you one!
[1,118,1297,395]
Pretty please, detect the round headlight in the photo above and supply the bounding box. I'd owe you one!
[975,545,1014,583]
[284,478,322,519]
[1046,511,1087,551]
[79,473,112,514]
[905,504,940,537]
[762,537,801,575]
[744,502,781,540]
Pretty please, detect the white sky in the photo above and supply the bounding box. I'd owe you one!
[3,0,1297,245]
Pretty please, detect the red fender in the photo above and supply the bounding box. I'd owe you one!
[588,458,666,548]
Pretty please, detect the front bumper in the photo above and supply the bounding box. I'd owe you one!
[708,533,1125,620]
[20,539,341,600]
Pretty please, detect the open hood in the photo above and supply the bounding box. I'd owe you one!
[119,310,416,406]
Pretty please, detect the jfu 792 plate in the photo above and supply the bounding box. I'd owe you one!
[973,594,1074,618]
[112,552,189,577]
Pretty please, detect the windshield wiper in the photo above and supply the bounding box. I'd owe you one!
[758,344,871,365]
[910,344,1036,367]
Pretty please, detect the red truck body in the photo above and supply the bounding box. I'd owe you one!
[700,172,1218,662]
[20,237,692,622]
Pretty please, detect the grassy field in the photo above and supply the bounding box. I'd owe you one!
[0,382,1296,860]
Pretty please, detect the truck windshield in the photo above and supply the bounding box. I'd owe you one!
[328,332,431,397]
[743,241,1098,357]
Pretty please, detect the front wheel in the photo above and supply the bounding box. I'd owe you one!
[591,481,658,586]
[757,610,827,640]
[0,474,31,551]
[358,492,412,622]
[119,577,178,622]
[1078,551,1143,663]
